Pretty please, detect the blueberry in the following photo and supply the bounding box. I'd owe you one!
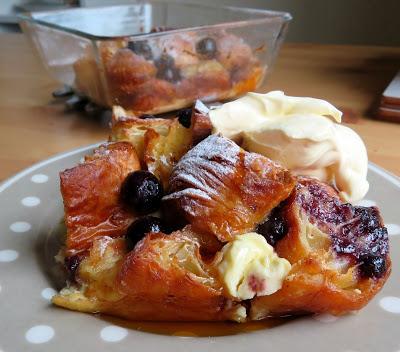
[155,54,181,83]
[125,216,166,251]
[177,108,192,128]
[127,41,153,60]
[358,254,387,279]
[156,53,175,67]
[121,170,164,214]
[196,37,217,59]
[64,255,83,281]
[256,205,287,246]
[159,66,181,82]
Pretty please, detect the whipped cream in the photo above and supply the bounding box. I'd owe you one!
[217,233,291,300]
[209,91,369,202]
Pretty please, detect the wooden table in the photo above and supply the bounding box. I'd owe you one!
[1,33,400,182]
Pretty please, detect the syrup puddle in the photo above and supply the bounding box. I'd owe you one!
[101,315,292,337]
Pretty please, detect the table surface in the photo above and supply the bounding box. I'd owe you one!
[1,33,400,182]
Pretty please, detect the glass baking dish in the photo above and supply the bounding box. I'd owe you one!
[19,2,291,115]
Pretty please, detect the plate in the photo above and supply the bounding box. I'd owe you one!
[0,144,399,352]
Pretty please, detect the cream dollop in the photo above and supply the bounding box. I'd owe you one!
[209,91,369,202]
[217,233,291,300]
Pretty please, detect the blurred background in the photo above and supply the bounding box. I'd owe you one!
[1,0,399,46]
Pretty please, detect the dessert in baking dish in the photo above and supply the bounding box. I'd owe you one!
[73,30,264,114]
[53,92,391,323]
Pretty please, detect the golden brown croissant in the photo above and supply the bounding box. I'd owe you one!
[110,104,212,187]
[250,177,391,318]
[109,105,173,161]
[163,134,296,242]
[60,142,140,255]
[53,227,245,322]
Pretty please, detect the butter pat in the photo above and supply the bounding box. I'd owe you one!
[217,233,291,300]
[209,90,369,202]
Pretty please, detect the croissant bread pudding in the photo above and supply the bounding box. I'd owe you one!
[73,29,264,114]
[53,91,391,323]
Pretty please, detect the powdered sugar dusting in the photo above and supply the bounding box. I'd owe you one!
[164,135,295,241]
[166,188,213,202]
[167,135,240,197]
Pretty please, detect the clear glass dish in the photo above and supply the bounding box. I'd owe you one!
[19,2,291,115]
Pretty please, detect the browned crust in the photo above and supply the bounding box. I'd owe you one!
[106,49,157,89]
[60,142,140,255]
[164,135,296,242]
[250,179,392,319]
[191,106,213,145]
[251,257,391,319]
[117,231,227,320]
[54,231,244,322]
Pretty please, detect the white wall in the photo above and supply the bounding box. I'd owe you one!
[0,0,20,14]
[83,0,400,46]
[5,0,399,45]
[190,0,400,46]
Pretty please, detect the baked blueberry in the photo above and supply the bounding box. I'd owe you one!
[177,108,192,128]
[155,54,181,83]
[256,204,287,246]
[156,53,174,68]
[125,216,166,251]
[64,255,83,281]
[121,170,164,214]
[358,254,387,279]
[196,37,217,59]
[159,66,181,82]
[127,41,153,60]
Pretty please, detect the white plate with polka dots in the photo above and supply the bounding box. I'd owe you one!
[0,144,399,352]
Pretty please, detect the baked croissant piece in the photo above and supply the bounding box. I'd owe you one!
[60,142,140,255]
[251,177,391,319]
[163,134,296,241]
[54,105,391,323]
[53,227,246,322]
[110,102,212,187]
